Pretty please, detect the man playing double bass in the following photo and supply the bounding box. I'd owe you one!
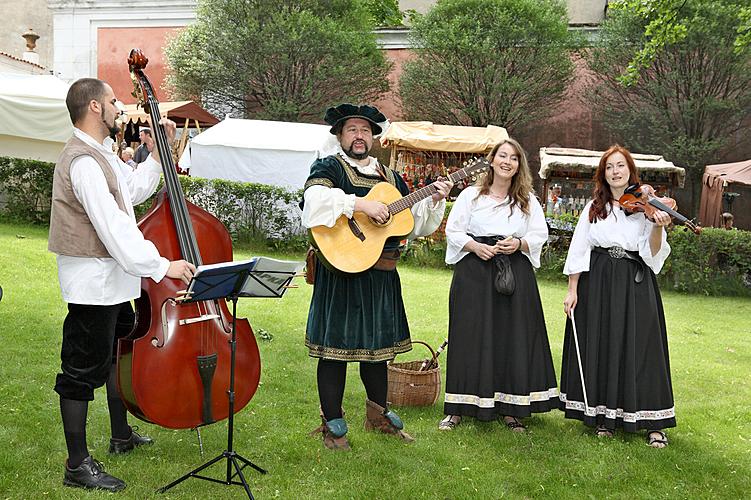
[48,78,195,492]
[301,103,452,449]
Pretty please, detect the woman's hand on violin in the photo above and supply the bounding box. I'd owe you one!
[167,259,196,284]
[563,289,577,316]
[651,209,671,227]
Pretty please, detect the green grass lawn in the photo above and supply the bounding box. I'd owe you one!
[0,221,749,499]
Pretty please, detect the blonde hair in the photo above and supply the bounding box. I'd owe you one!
[476,138,534,215]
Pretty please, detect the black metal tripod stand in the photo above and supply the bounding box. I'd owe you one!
[158,295,266,499]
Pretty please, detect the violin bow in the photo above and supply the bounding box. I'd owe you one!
[568,308,591,416]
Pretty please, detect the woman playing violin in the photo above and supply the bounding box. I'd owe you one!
[560,145,675,448]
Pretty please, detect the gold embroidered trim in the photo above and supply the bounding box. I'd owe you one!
[305,338,412,362]
[304,177,334,190]
[335,154,395,189]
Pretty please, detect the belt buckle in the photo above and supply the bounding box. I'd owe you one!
[608,246,626,259]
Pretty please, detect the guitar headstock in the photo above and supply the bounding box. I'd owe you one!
[463,157,491,175]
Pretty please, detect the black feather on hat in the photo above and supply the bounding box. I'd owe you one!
[324,103,386,136]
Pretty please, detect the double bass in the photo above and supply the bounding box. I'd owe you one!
[117,49,261,429]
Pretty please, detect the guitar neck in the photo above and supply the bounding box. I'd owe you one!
[387,167,477,214]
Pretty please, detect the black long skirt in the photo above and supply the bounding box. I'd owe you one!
[443,251,559,421]
[559,250,676,432]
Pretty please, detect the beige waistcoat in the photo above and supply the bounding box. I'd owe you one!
[48,136,128,257]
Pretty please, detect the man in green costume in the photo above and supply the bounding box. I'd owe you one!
[302,104,452,449]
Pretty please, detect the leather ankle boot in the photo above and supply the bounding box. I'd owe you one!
[364,399,414,442]
[310,417,350,450]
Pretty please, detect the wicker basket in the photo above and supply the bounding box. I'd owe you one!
[387,340,441,407]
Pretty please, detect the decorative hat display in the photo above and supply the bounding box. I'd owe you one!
[324,103,387,136]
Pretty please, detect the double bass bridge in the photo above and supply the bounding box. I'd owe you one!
[178,314,220,326]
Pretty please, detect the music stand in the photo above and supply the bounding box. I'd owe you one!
[158,257,302,499]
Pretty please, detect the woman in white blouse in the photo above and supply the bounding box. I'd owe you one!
[560,145,674,448]
[439,139,559,432]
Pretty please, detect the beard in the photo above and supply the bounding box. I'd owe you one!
[101,108,121,137]
[344,141,370,160]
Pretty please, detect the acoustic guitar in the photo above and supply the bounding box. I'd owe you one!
[310,158,490,274]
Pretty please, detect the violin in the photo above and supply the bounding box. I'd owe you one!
[618,184,701,235]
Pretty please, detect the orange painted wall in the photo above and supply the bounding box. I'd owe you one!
[97,27,183,105]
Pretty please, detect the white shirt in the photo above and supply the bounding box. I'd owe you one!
[55,128,170,305]
[301,148,446,239]
[445,186,548,268]
[563,200,670,275]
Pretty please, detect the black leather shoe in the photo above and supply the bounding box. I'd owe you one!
[63,455,126,491]
[109,427,154,454]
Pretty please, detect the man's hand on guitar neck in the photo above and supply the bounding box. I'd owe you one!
[355,199,390,224]
[431,179,453,203]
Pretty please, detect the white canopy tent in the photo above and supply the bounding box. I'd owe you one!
[0,73,73,162]
[185,118,336,190]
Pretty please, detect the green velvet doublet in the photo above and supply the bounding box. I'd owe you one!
[304,154,413,362]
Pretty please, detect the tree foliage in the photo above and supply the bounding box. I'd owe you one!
[165,0,391,122]
[362,0,404,27]
[587,0,751,215]
[610,0,751,86]
[398,0,578,130]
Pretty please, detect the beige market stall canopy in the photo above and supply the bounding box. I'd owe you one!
[123,100,219,128]
[539,147,686,187]
[380,121,508,153]
[699,159,751,228]
[0,73,72,162]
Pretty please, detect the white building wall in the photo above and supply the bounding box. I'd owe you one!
[399,0,607,25]
[47,0,196,81]
[2,0,54,69]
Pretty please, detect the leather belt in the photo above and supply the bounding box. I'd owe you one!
[373,249,400,271]
[593,246,645,283]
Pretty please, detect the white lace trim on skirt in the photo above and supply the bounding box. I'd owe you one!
[559,393,675,422]
[445,388,559,408]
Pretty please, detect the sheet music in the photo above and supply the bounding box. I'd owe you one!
[239,257,305,297]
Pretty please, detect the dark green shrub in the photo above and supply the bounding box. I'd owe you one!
[0,156,305,247]
[660,227,751,296]
[0,157,55,224]
[135,176,305,247]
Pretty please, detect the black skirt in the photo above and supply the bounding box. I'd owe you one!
[444,251,559,421]
[559,249,676,432]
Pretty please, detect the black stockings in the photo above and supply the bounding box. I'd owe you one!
[106,363,130,440]
[59,398,89,468]
[317,359,388,421]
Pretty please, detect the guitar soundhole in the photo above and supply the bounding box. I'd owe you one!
[369,213,392,227]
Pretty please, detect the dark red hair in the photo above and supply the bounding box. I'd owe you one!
[589,145,641,223]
